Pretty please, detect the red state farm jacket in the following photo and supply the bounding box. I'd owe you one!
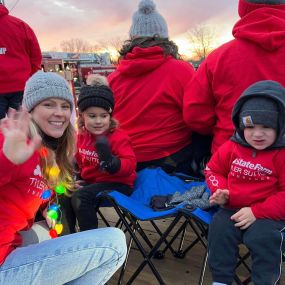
[205,140,285,220]
[76,129,136,187]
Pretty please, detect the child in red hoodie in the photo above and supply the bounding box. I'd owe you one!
[71,75,136,231]
[205,80,285,285]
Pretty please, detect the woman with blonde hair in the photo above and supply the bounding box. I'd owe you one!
[0,71,126,285]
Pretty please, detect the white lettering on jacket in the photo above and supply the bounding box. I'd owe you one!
[232,158,272,175]
[26,164,48,198]
[78,147,99,165]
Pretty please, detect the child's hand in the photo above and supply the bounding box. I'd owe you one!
[95,136,121,174]
[209,189,229,205]
[42,207,55,228]
[0,108,41,164]
[231,207,256,230]
[96,135,113,162]
[75,179,85,190]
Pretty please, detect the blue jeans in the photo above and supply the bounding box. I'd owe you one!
[0,227,127,285]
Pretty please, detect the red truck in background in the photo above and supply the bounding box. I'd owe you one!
[41,52,116,96]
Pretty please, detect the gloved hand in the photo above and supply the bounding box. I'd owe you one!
[95,135,121,174]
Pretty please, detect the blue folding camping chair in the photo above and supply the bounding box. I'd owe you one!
[103,167,206,285]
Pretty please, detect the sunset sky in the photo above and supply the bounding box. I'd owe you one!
[5,0,240,57]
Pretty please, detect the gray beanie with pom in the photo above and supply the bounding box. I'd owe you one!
[129,0,168,38]
[244,0,285,3]
[23,71,74,112]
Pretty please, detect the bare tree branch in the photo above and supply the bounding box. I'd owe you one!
[100,37,126,63]
[60,38,91,53]
[89,44,104,53]
[187,24,216,61]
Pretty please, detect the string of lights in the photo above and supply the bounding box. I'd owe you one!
[39,147,67,238]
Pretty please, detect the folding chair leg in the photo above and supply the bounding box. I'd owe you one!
[151,220,183,257]
[236,251,251,274]
[98,209,112,227]
[126,214,183,285]
[198,250,208,285]
[178,218,207,258]
[158,219,188,258]
[241,276,252,285]
[233,275,245,285]
[115,218,123,229]
[175,220,188,255]
[135,220,154,249]
[111,201,168,285]
[117,228,135,285]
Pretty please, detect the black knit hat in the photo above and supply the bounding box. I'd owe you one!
[239,97,279,130]
[77,85,114,113]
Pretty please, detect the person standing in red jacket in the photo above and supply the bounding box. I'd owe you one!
[71,75,136,231]
[0,3,42,119]
[205,80,285,285]
[183,0,285,154]
[108,0,198,175]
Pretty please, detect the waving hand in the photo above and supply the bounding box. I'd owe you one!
[0,108,42,165]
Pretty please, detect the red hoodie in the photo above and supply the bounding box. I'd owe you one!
[109,46,195,162]
[205,140,285,220]
[183,0,285,153]
[0,133,48,265]
[0,5,42,93]
[76,129,136,187]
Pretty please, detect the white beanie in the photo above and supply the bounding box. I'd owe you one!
[23,71,74,112]
[129,0,168,39]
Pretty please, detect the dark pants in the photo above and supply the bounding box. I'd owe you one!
[0,91,23,119]
[71,182,133,231]
[208,208,285,285]
[58,194,77,235]
[137,133,212,178]
[137,144,196,177]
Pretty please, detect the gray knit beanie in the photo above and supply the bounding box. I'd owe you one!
[129,0,168,39]
[244,0,285,4]
[23,71,74,112]
[239,97,279,130]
